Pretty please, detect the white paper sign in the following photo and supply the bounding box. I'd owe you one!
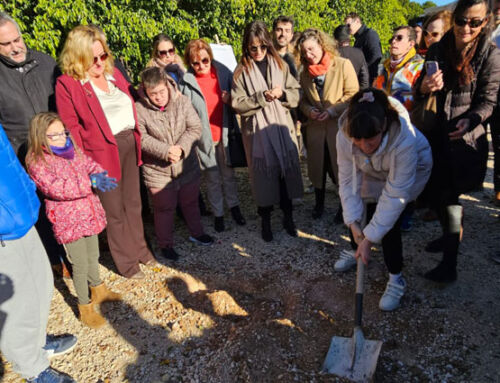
[210,43,238,72]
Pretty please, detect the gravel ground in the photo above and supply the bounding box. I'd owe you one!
[2,156,500,383]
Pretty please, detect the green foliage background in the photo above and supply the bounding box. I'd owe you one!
[0,0,436,82]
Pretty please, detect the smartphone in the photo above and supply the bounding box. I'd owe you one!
[425,61,439,76]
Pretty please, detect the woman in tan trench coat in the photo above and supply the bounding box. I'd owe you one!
[297,29,359,221]
[232,21,303,242]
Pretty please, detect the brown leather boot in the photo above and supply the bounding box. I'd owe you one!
[78,303,106,329]
[90,283,121,304]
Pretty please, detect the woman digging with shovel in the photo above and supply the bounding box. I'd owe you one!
[335,88,432,311]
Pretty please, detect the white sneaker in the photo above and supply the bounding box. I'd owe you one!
[334,249,357,272]
[379,277,406,311]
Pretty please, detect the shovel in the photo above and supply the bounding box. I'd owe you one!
[322,202,382,382]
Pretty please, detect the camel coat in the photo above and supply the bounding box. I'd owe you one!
[300,56,359,189]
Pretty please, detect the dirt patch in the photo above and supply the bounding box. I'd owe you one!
[2,161,500,383]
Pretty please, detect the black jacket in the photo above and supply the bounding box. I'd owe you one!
[415,31,500,193]
[354,24,382,84]
[0,50,60,155]
[338,46,369,89]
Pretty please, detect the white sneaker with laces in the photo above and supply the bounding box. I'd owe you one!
[334,249,357,272]
[379,277,406,311]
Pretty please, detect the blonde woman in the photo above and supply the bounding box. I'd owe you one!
[296,28,359,221]
[56,25,155,279]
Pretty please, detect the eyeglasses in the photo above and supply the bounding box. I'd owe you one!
[93,52,109,65]
[424,30,441,38]
[191,57,210,67]
[389,34,406,44]
[46,131,70,140]
[249,45,268,53]
[455,16,487,28]
[158,48,175,57]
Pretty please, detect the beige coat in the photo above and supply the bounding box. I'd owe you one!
[231,60,302,206]
[135,82,202,190]
[300,56,359,189]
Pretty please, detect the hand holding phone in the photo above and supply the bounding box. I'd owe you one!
[425,61,439,76]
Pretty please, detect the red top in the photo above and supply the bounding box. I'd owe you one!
[195,66,223,143]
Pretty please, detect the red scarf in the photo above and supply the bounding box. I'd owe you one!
[307,52,331,77]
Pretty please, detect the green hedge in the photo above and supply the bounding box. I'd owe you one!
[1,0,430,82]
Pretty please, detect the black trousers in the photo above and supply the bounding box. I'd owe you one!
[349,203,407,274]
[258,177,292,215]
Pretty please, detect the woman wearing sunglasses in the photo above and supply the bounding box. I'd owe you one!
[148,34,216,217]
[418,10,452,57]
[184,39,246,232]
[232,21,302,242]
[56,25,156,279]
[416,0,500,283]
[296,28,359,222]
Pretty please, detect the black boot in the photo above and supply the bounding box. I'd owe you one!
[230,205,246,225]
[214,216,225,232]
[424,205,462,283]
[312,187,325,219]
[282,209,297,237]
[425,236,444,253]
[258,207,273,242]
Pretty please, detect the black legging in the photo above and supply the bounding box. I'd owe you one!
[349,203,408,274]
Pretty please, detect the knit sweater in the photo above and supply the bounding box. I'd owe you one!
[195,67,223,143]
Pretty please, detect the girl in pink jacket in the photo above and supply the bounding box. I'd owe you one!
[26,112,121,329]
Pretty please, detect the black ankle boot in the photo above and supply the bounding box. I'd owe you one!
[333,203,343,224]
[230,206,246,225]
[283,213,297,237]
[258,207,273,242]
[214,216,225,232]
[312,188,325,219]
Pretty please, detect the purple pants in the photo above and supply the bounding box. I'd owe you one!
[150,179,204,248]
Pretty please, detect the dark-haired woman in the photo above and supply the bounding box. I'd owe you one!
[231,21,302,242]
[416,0,500,282]
[336,88,432,311]
[296,28,359,221]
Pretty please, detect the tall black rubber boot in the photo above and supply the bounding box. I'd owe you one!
[281,199,297,237]
[424,205,462,283]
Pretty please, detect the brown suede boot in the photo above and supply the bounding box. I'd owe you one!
[90,283,122,304]
[78,303,106,329]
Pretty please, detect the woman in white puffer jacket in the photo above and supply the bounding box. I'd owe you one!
[335,88,432,311]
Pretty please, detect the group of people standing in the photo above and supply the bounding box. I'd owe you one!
[1,0,500,381]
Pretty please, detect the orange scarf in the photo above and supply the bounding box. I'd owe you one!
[307,52,331,77]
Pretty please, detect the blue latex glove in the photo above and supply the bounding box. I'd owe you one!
[90,171,118,192]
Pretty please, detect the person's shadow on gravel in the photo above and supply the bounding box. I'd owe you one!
[101,301,174,383]
[165,276,249,323]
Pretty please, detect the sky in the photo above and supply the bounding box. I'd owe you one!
[415,0,455,6]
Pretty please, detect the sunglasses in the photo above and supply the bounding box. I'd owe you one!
[46,131,70,140]
[249,45,268,53]
[191,57,210,67]
[424,30,441,38]
[158,48,175,57]
[455,16,487,28]
[389,34,406,43]
[93,52,109,65]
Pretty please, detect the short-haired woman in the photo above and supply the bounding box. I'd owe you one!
[336,88,432,311]
[231,21,303,242]
[56,25,155,279]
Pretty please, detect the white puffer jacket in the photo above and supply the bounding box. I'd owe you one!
[336,97,432,243]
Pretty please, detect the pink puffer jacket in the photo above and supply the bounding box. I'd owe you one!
[27,151,107,244]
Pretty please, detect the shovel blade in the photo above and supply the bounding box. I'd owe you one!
[322,335,383,382]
